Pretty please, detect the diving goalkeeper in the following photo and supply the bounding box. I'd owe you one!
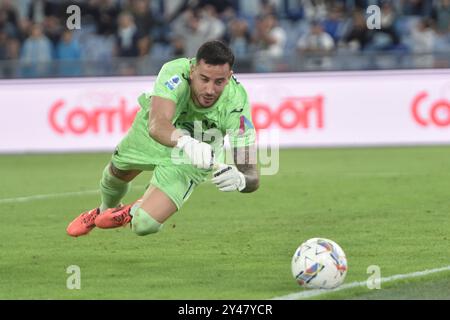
[66,40,259,237]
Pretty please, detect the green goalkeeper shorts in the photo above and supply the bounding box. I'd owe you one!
[110,122,222,210]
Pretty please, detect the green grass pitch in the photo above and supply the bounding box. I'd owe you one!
[0,146,449,299]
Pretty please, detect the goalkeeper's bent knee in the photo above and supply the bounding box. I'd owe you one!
[130,206,163,236]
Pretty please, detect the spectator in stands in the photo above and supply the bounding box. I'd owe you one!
[27,0,58,24]
[165,0,236,24]
[257,0,279,16]
[342,10,372,51]
[297,20,335,69]
[3,30,19,61]
[172,9,203,57]
[368,0,400,50]
[131,0,154,38]
[411,18,436,68]
[20,23,53,76]
[431,0,450,34]
[399,0,433,17]
[42,14,62,47]
[56,29,80,60]
[0,25,20,76]
[201,4,226,40]
[88,0,120,35]
[226,17,251,58]
[322,4,346,42]
[252,13,286,58]
[283,0,303,20]
[220,5,238,26]
[0,0,21,39]
[130,0,154,57]
[116,11,139,57]
[79,31,116,75]
[197,0,239,14]
[238,0,279,18]
[301,0,328,22]
[56,29,81,76]
[297,20,335,54]
[170,35,185,58]
[0,29,9,65]
[172,7,225,57]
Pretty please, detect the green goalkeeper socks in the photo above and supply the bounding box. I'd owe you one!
[99,165,130,212]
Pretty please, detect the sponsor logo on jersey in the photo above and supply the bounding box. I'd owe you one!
[165,75,181,91]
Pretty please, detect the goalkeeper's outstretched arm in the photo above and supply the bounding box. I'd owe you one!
[234,145,259,193]
[148,96,214,170]
[148,96,182,147]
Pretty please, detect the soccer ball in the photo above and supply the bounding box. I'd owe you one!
[291,237,348,289]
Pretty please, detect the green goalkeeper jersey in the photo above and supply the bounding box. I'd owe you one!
[115,57,255,172]
[112,58,256,206]
[140,57,255,149]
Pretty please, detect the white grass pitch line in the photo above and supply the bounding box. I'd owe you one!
[0,185,147,204]
[272,265,450,300]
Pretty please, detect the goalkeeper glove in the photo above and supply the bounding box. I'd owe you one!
[176,135,214,170]
[211,164,246,192]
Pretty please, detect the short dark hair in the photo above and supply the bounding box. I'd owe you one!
[196,40,235,68]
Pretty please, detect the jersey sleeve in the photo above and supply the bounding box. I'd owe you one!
[224,85,256,149]
[150,60,187,103]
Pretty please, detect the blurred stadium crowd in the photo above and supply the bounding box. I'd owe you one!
[0,0,449,78]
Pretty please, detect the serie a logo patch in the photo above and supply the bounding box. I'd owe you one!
[165,75,181,91]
